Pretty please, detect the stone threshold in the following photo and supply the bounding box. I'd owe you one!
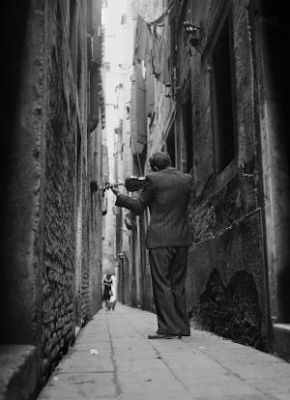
[273,323,290,362]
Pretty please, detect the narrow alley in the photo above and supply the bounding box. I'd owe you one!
[37,304,290,400]
[1,0,290,399]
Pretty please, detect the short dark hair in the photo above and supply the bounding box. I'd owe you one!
[149,152,171,170]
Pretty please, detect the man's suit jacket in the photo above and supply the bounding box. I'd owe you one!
[115,167,192,249]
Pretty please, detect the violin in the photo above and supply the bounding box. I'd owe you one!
[101,176,146,192]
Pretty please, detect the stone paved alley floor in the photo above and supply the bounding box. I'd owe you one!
[37,303,290,400]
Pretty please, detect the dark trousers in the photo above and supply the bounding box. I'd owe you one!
[148,247,190,335]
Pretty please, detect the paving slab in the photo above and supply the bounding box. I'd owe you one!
[37,303,290,400]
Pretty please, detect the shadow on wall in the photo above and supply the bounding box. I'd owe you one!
[197,269,265,351]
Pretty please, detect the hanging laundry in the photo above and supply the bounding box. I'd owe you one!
[146,73,155,117]
[133,14,152,67]
[152,28,163,78]
[130,64,147,155]
[133,12,172,85]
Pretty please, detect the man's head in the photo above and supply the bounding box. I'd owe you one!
[149,152,171,171]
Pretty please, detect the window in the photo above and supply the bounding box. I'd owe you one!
[121,14,127,25]
[211,15,236,173]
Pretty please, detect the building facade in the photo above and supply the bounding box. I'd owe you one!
[0,0,105,397]
[113,0,290,360]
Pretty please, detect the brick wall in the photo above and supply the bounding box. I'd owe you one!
[40,0,104,380]
[0,0,104,393]
[41,33,77,375]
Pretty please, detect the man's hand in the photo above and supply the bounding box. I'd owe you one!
[110,185,120,196]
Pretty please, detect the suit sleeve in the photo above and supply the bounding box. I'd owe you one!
[115,178,153,215]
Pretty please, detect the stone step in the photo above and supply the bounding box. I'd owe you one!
[0,344,37,400]
[273,323,290,361]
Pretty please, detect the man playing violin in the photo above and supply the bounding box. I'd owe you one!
[110,152,192,339]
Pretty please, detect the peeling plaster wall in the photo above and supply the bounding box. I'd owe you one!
[175,0,270,350]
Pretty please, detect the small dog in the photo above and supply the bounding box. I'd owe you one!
[107,299,116,311]
[106,294,116,311]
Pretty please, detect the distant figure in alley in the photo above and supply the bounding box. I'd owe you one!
[102,273,116,311]
[111,152,192,338]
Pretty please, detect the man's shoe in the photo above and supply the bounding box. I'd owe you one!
[148,333,173,339]
[148,333,181,339]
